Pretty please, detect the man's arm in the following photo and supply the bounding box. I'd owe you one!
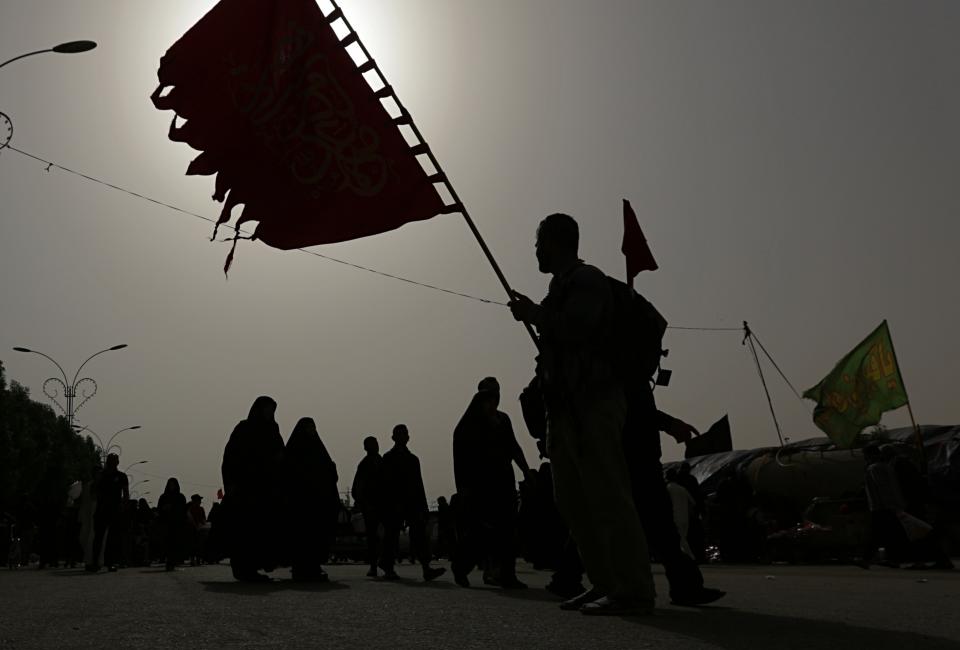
[510,266,609,342]
[351,463,365,509]
[121,474,130,502]
[503,414,530,476]
[414,457,428,514]
[658,411,700,444]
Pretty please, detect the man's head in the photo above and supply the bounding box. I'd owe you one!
[477,376,501,409]
[105,453,119,470]
[363,435,379,455]
[392,424,410,447]
[536,213,579,274]
[191,494,202,504]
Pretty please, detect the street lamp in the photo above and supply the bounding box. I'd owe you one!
[72,423,142,463]
[124,460,148,472]
[0,40,97,151]
[130,479,149,491]
[13,344,127,426]
[0,40,97,69]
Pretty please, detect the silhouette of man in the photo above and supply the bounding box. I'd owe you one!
[452,377,529,589]
[510,213,654,615]
[88,453,129,572]
[378,424,445,582]
[351,435,383,577]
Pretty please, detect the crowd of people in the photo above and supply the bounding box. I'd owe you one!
[2,456,213,573]
[6,212,951,617]
[1,214,728,616]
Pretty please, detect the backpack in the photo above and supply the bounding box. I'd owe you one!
[605,275,668,389]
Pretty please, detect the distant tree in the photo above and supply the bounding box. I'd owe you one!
[0,361,101,522]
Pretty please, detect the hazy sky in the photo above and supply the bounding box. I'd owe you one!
[2,1,958,504]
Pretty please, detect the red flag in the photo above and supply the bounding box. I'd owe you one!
[152,0,445,269]
[621,199,658,281]
[216,488,224,501]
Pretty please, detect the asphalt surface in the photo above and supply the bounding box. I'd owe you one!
[1,561,958,649]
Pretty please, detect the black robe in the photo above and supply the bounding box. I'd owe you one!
[221,396,285,572]
[284,418,339,567]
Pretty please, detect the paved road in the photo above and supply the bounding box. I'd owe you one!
[1,561,958,649]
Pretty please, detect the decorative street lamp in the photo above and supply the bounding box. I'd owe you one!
[0,40,97,69]
[72,423,142,463]
[124,460,149,473]
[0,41,97,150]
[13,344,127,426]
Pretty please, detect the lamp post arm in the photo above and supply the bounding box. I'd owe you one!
[73,347,115,386]
[104,426,139,456]
[104,429,128,453]
[79,427,105,452]
[0,49,53,69]
[24,349,69,387]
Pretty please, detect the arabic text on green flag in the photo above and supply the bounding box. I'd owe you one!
[803,320,908,447]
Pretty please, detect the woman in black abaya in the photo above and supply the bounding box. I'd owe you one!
[284,417,339,582]
[222,396,285,582]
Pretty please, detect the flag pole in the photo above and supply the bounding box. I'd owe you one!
[743,322,785,447]
[905,401,924,459]
[885,321,927,473]
[326,1,539,348]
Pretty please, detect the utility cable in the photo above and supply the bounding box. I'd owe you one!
[5,145,506,306]
[6,145,757,330]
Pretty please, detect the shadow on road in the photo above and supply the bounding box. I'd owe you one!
[494,587,561,603]
[199,580,350,595]
[374,577,458,590]
[49,569,100,578]
[626,605,960,650]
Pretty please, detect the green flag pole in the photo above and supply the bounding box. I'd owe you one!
[885,322,927,473]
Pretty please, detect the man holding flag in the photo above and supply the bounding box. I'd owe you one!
[510,213,656,615]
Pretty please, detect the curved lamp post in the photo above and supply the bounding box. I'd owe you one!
[1,41,97,150]
[13,344,127,425]
[0,40,97,69]
[72,423,141,463]
[124,460,149,473]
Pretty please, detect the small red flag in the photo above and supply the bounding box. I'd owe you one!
[216,488,224,501]
[621,199,658,281]
[152,0,445,270]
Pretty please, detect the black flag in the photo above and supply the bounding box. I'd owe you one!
[685,415,733,459]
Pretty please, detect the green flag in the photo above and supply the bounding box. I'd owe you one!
[803,320,909,448]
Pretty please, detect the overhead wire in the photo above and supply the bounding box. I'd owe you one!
[5,145,506,306]
[748,330,805,401]
[5,144,763,332]
[744,328,786,447]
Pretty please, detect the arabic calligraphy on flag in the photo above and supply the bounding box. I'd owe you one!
[152,0,445,267]
[803,321,908,448]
